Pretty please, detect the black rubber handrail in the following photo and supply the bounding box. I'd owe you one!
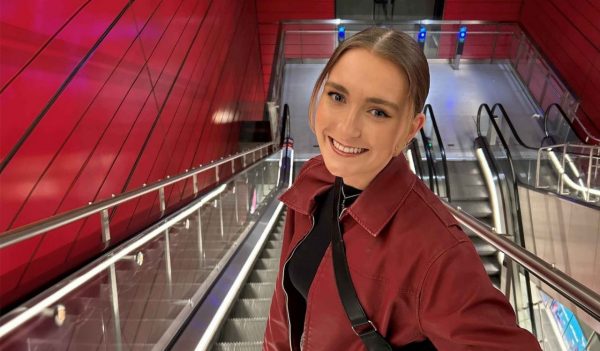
[418,129,436,191]
[476,102,538,336]
[0,1,134,173]
[544,103,584,144]
[424,104,451,202]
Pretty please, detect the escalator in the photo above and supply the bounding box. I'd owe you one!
[210,210,284,351]
[411,102,600,349]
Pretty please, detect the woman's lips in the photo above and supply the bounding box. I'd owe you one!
[328,136,368,157]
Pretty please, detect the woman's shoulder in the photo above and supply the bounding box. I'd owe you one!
[386,178,469,253]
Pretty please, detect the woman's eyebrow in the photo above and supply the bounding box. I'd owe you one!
[326,81,400,111]
[325,81,349,95]
[365,97,400,111]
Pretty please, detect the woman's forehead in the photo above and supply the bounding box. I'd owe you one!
[328,49,408,102]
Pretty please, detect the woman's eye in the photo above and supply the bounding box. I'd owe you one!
[369,109,390,118]
[328,92,344,103]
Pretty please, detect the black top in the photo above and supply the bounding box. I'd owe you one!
[287,182,362,300]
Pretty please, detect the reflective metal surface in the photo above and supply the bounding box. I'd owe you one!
[0,153,283,350]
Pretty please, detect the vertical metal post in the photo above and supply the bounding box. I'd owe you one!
[215,166,220,183]
[164,228,173,289]
[231,159,235,174]
[252,152,256,164]
[193,174,199,196]
[197,209,204,260]
[159,187,166,216]
[234,184,239,224]
[243,154,246,168]
[587,147,593,201]
[108,264,123,351]
[219,194,224,238]
[101,209,111,244]
[535,149,543,188]
[560,144,567,194]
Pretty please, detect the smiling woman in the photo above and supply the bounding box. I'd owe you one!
[264,27,542,351]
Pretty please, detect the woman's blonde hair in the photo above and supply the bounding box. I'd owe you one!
[308,27,430,131]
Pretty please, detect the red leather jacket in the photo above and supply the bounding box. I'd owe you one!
[264,155,541,351]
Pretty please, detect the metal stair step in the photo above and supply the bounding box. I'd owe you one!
[217,318,267,343]
[212,342,263,351]
[248,269,278,283]
[470,236,498,256]
[239,283,275,299]
[230,298,272,318]
[254,258,280,270]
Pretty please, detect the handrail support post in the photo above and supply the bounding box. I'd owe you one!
[101,209,111,245]
[193,174,199,196]
[159,187,166,216]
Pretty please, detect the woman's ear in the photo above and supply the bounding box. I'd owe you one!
[408,112,426,139]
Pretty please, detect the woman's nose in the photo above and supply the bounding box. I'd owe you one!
[338,107,361,137]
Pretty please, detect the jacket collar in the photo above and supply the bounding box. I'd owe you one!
[278,154,416,237]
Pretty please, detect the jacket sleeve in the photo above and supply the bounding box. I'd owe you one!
[263,207,295,351]
[418,232,542,350]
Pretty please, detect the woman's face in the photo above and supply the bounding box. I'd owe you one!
[314,48,425,189]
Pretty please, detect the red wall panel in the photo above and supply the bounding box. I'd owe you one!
[520,0,600,136]
[443,0,523,21]
[256,0,334,96]
[0,0,265,308]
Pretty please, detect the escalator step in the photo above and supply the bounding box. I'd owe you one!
[230,298,272,318]
[264,240,282,249]
[481,256,501,275]
[240,283,275,299]
[471,236,498,256]
[260,248,281,259]
[248,269,278,283]
[218,318,267,343]
[452,200,492,221]
[212,341,263,351]
[254,258,280,270]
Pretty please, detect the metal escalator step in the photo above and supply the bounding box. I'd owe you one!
[481,256,501,275]
[248,269,278,283]
[240,283,275,299]
[470,237,497,256]
[260,248,281,259]
[265,240,281,249]
[254,258,280,270]
[450,185,489,201]
[451,200,492,220]
[212,341,263,351]
[218,318,267,343]
[230,298,272,318]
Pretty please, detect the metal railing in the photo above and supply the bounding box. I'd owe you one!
[265,19,592,151]
[0,142,277,249]
[536,143,600,202]
[444,203,600,323]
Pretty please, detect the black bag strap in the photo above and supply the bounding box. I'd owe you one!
[331,177,393,350]
[331,177,437,351]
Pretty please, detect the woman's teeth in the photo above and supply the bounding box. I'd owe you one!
[332,138,366,154]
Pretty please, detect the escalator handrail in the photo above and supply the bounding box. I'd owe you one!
[476,103,524,239]
[485,104,596,201]
[424,104,451,202]
[443,202,600,323]
[544,103,584,144]
[0,142,277,250]
[419,129,437,191]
